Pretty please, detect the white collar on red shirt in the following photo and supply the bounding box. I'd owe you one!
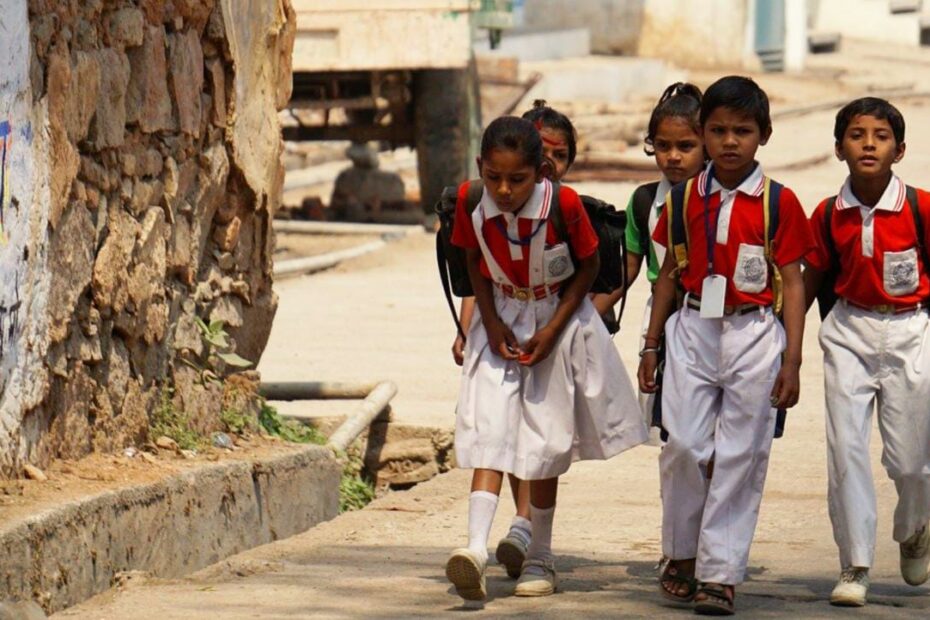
[480,179,553,221]
[836,174,905,213]
[695,162,765,198]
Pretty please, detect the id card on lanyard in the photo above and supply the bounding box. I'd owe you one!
[701,168,726,319]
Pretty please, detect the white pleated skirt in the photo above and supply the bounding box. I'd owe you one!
[455,288,648,480]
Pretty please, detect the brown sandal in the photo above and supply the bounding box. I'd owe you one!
[659,559,698,606]
[694,582,735,616]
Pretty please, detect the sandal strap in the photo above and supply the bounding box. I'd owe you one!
[699,583,734,602]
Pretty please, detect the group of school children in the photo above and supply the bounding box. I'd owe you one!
[441,74,930,615]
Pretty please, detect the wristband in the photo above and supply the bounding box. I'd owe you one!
[639,347,660,358]
[643,336,661,345]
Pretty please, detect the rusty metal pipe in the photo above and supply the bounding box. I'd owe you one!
[326,381,398,452]
[259,381,379,400]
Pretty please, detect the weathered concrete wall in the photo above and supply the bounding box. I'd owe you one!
[521,0,645,55]
[0,445,341,613]
[637,0,758,70]
[0,1,295,476]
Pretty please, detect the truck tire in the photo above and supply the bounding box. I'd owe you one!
[413,67,479,217]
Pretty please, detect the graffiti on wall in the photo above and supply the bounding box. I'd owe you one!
[0,0,36,395]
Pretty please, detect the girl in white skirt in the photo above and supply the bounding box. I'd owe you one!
[445,116,647,602]
[450,100,584,581]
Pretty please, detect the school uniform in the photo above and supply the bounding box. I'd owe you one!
[652,162,813,585]
[451,178,648,481]
[807,174,930,569]
[625,176,671,441]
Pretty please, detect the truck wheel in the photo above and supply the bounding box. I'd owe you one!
[413,67,479,218]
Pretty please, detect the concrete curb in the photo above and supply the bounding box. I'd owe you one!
[0,445,341,614]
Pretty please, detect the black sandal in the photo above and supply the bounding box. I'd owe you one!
[694,582,735,616]
[659,559,698,606]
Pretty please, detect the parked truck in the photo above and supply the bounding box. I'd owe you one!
[288,0,505,217]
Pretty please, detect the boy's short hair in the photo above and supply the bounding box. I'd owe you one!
[834,97,905,144]
[700,75,771,134]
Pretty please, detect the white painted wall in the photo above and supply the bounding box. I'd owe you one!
[814,0,923,45]
[0,0,53,468]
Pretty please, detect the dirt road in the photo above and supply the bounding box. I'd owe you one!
[55,43,930,619]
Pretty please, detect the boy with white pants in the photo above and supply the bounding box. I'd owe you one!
[804,97,930,607]
[639,76,813,615]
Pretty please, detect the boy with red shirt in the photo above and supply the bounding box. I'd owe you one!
[638,76,813,615]
[804,97,930,608]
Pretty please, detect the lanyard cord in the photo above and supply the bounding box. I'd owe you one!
[492,216,546,246]
[703,167,722,275]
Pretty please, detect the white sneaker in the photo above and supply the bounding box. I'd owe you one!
[445,548,487,601]
[514,558,557,597]
[495,528,530,579]
[901,524,930,586]
[830,567,869,607]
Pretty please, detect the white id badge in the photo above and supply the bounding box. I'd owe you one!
[700,275,727,319]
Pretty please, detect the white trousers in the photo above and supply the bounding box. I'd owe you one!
[660,305,784,585]
[820,301,930,568]
[638,294,662,446]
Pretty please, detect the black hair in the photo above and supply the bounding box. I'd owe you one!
[521,99,578,165]
[644,82,703,156]
[834,97,905,144]
[480,115,544,169]
[700,75,771,134]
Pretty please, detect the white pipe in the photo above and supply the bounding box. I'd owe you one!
[326,381,398,452]
[273,240,386,278]
[273,220,420,236]
[260,381,379,400]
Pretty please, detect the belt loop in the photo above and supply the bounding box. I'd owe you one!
[759,305,764,318]
[683,292,691,314]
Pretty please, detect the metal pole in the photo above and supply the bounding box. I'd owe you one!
[273,240,386,278]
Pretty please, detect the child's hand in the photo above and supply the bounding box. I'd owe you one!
[519,326,558,366]
[770,362,800,409]
[486,319,521,361]
[451,334,465,366]
[638,353,659,393]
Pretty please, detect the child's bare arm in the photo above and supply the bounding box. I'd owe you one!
[637,251,679,393]
[466,248,519,361]
[592,251,644,314]
[451,297,476,365]
[772,260,805,408]
[520,252,599,366]
[802,263,825,312]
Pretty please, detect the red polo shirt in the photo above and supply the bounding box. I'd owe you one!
[806,176,930,308]
[653,168,813,306]
[451,180,598,288]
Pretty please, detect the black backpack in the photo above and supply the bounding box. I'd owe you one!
[435,180,628,339]
[816,185,928,319]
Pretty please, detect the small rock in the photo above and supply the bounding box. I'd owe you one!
[155,436,178,451]
[23,464,48,482]
[212,432,234,450]
[207,453,220,462]
[140,452,157,464]
[123,447,138,458]
[180,449,197,460]
[0,600,48,620]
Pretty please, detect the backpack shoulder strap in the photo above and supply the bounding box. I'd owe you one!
[905,185,930,273]
[667,179,693,273]
[631,181,660,251]
[823,195,838,271]
[465,179,483,213]
[547,181,568,243]
[763,177,784,314]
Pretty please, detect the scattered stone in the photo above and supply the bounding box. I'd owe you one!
[211,432,233,449]
[155,436,178,451]
[0,600,48,620]
[217,252,235,271]
[180,449,197,460]
[23,464,48,482]
[123,447,138,458]
[139,452,157,464]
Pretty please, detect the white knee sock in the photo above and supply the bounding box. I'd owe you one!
[467,491,499,565]
[525,504,555,565]
[509,515,532,546]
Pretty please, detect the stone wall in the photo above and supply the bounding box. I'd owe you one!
[521,0,646,56]
[0,0,295,476]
